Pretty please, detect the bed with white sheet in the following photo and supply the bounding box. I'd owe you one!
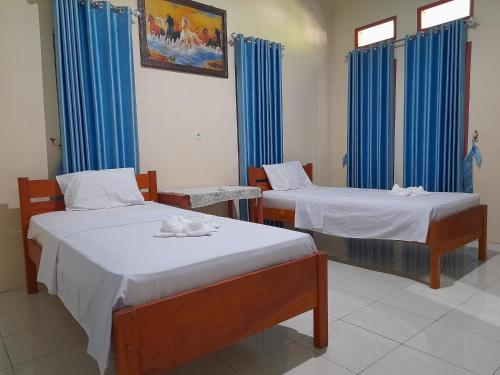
[28,202,316,373]
[248,162,487,290]
[263,186,480,243]
[18,170,327,375]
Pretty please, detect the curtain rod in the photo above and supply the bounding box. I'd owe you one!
[344,17,479,59]
[228,32,286,52]
[79,0,141,17]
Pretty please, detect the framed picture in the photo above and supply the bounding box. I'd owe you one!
[137,0,228,78]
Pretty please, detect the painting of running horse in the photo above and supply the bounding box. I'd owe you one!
[138,0,228,78]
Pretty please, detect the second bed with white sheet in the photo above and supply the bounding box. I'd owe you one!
[263,186,480,243]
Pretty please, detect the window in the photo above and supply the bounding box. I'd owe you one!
[418,0,473,31]
[355,16,396,48]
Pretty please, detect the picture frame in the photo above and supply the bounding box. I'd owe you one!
[137,0,228,78]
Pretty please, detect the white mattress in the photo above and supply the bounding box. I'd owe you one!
[263,187,328,211]
[263,187,480,243]
[28,202,316,374]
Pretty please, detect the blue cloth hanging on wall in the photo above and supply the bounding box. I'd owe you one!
[53,0,139,174]
[347,43,395,189]
[463,144,482,193]
[404,20,467,192]
[234,35,284,221]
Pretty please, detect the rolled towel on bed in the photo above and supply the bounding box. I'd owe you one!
[390,184,430,197]
[154,216,220,238]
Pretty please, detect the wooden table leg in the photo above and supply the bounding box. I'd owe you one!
[227,200,234,219]
[428,224,441,289]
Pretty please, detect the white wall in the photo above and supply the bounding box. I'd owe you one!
[324,0,500,243]
[0,0,57,291]
[115,0,330,190]
[0,0,329,291]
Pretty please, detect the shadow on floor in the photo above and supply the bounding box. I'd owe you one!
[314,233,497,286]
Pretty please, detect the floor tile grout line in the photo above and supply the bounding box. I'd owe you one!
[211,353,243,374]
[464,299,500,315]
[213,333,293,374]
[334,272,411,292]
[435,305,500,344]
[6,340,86,369]
[400,343,482,375]
[333,295,380,321]
[331,284,391,304]
[338,318,412,346]
[293,318,402,374]
[289,297,500,374]
[332,271,416,300]
[356,342,404,374]
[328,273,362,287]
[0,336,14,371]
[357,272,416,289]
[286,301,492,375]
[356,295,439,324]
[375,298,455,321]
[0,313,76,339]
[314,353,358,375]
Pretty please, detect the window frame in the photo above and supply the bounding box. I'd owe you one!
[417,0,474,31]
[354,16,397,49]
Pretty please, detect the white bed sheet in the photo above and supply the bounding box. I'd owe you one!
[28,202,316,374]
[263,187,480,243]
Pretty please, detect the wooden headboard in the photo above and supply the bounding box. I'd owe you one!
[17,171,158,245]
[248,164,313,192]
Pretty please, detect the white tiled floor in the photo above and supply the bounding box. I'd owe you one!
[1,247,500,374]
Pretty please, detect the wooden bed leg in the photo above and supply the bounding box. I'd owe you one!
[478,205,488,261]
[113,309,140,375]
[429,246,441,289]
[25,254,38,295]
[428,224,441,289]
[314,252,328,348]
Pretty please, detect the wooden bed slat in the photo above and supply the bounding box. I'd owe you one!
[27,180,63,198]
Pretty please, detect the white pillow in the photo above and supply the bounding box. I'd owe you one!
[263,161,314,191]
[56,168,145,211]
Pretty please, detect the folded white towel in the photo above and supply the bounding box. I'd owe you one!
[390,184,430,197]
[154,216,221,238]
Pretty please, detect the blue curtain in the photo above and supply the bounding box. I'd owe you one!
[404,20,468,192]
[53,0,139,174]
[235,35,284,220]
[347,43,395,189]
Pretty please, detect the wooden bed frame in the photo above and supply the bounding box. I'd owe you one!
[248,164,488,289]
[17,171,328,375]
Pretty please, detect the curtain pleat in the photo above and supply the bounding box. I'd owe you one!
[347,43,395,189]
[235,36,283,221]
[53,0,139,174]
[404,20,467,192]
